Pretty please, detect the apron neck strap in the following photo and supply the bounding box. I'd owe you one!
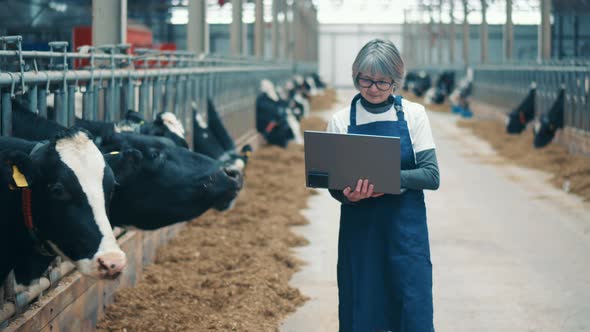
[394,95,404,121]
[349,93,362,127]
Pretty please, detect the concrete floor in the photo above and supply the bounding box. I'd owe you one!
[281,94,590,332]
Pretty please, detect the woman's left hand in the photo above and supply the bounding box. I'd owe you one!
[343,179,384,202]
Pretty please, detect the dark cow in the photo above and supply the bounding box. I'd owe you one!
[427,71,455,104]
[409,71,432,97]
[311,73,327,89]
[193,98,252,172]
[98,132,243,229]
[533,88,565,148]
[0,132,126,284]
[256,80,296,148]
[11,104,243,231]
[506,87,536,134]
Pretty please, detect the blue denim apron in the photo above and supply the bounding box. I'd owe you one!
[338,94,434,332]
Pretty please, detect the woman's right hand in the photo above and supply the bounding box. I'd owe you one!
[343,179,385,202]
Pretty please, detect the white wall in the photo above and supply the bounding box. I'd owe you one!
[319,24,403,88]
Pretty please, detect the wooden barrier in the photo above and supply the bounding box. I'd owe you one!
[3,226,183,332]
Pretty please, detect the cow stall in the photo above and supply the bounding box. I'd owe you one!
[0,35,315,330]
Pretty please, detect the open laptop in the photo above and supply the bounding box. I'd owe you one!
[304,131,401,195]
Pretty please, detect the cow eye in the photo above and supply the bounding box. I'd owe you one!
[49,182,71,201]
[148,149,161,160]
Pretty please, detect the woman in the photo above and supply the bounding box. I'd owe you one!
[327,38,440,332]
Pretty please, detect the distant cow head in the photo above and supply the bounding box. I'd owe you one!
[533,89,565,148]
[121,111,190,149]
[100,132,243,230]
[192,99,251,173]
[0,131,126,280]
[506,87,536,134]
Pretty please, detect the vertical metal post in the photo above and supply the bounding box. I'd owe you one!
[67,85,76,126]
[105,80,115,122]
[557,14,563,59]
[231,0,243,56]
[54,90,68,125]
[37,87,47,118]
[255,0,265,58]
[438,0,444,64]
[449,1,456,64]
[539,0,552,60]
[92,0,127,46]
[83,85,94,120]
[152,76,162,115]
[187,0,208,55]
[92,84,100,121]
[28,85,38,113]
[573,15,579,57]
[124,76,135,113]
[283,0,290,60]
[1,91,12,136]
[504,0,513,62]
[174,76,184,116]
[462,1,469,66]
[164,75,175,115]
[138,78,150,119]
[272,0,280,59]
[480,0,488,64]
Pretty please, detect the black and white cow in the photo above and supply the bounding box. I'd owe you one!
[97,132,243,230]
[533,88,565,148]
[506,86,536,134]
[0,132,127,284]
[74,111,189,149]
[256,80,298,148]
[425,71,455,105]
[192,98,252,173]
[310,73,327,89]
[405,71,431,97]
[11,104,243,231]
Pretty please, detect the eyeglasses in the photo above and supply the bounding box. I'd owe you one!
[356,76,394,91]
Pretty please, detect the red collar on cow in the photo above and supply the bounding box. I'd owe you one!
[519,111,526,125]
[265,121,278,133]
[9,166,55,256]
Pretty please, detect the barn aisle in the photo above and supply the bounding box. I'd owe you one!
[281,93,590,331]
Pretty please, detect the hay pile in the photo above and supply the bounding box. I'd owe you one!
[97,119,327,332]
[310,88,339,112]
[457,119,590,201]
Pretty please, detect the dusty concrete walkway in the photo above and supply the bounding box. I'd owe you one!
[281,94,590,332]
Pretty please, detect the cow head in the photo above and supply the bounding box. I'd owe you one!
[1,131,126,280]
[506,88,536,134]
[533,89,564,148]
[121,111,189,149]
[101,133,243,230]
[193,100,251,173]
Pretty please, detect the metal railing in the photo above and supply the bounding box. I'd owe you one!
[0,35,316,328]
[472,64,590,132]
[408,62,590,133]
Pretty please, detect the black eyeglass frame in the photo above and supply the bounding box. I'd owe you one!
[355,75,394,91]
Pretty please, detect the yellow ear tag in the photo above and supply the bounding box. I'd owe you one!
[12,165,29,188]
[109,151,121,155]
[246,151,252,157]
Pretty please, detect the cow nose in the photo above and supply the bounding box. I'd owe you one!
[223,167,240,180]
[97,252,127,278]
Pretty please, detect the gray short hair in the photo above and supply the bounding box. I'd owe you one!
[352,38,405,91]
